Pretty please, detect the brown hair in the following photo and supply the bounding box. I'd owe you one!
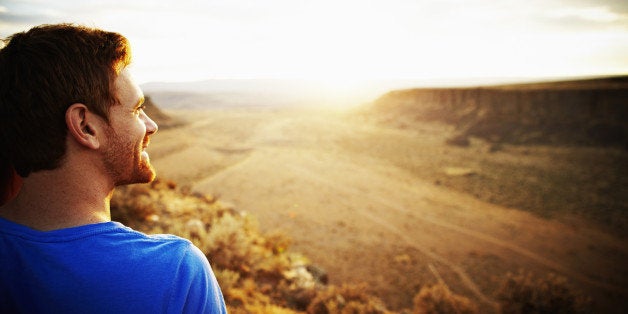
[0,23,131,177]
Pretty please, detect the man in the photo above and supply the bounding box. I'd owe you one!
[0,24,227,313]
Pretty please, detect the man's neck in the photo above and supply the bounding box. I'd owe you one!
[0,166,113,231]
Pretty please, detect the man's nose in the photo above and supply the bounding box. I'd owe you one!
[142,112,158,135]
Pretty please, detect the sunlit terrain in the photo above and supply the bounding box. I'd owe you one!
[139,76,628,313]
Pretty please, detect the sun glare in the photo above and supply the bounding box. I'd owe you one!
[37,0,625,85]
[548,6,620,23]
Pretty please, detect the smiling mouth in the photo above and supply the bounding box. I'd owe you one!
[141,137,152,161]
[142,138,150,150]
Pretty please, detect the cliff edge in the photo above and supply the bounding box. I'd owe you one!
[369,76,628,147]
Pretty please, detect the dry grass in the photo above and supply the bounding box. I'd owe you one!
[111,177,594,313]
[496,271,592,314]
[413,283,479,314]
[306,284,391,314]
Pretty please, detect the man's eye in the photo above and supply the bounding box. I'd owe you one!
[136,105,146,113]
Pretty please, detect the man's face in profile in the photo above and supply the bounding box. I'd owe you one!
[102,68,158,186]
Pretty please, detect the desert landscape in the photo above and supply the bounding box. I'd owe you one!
[2,1,626,312]
[140,77,627,313]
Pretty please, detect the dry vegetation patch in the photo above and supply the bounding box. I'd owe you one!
[111,178,592,313]
[112,179,387,313]
[496,271,592,314]
[339,117,628,236]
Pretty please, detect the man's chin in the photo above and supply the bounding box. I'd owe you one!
[115,164,156,186]
[136,164,157,184]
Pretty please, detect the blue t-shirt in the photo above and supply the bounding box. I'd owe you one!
[0,217,227,313]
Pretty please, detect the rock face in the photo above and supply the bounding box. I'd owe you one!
[371,76,628,146]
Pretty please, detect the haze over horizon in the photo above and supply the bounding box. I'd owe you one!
[2,0,628,88]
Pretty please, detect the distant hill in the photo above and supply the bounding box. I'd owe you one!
[140,78,480,109]
[142,96,182,129]
[141,79,352,109]
[366,76,628,147]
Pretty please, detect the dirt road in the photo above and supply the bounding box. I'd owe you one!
[149,107,628,312]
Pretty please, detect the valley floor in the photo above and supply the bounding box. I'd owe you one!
[149,107,628,313]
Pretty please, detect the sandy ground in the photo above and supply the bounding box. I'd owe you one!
[148,107,627,313]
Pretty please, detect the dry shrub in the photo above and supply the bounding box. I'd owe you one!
[214,269,241,293]
[224,278,269,309]
[307,283,391,314]
[111,178,231,232]
[223,278,300,314]
[110,178,318,313]
[203,213,264,274]
[274,280,318,311]
[110,184,157,224]
[263,230,292,255]
[412,283,478,314]
[496,271,592,314]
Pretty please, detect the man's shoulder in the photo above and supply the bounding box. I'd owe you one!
[102,222,202,264]
[110,223,191,245]
[0,219,204,269]
[0,220,225,313]
[87,223,213,293]
[113,225,227,313]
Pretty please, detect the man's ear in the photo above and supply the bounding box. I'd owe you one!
[65,103,102,149]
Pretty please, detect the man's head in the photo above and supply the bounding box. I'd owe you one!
[0,24,132,178]
[100,67,158,185]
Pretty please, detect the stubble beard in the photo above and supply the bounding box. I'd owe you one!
[104,128,156,186]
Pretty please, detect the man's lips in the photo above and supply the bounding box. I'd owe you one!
[141,138,150,160]
[142,138,150,150]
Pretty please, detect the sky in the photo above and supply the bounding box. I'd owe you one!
[1,0,628,85]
